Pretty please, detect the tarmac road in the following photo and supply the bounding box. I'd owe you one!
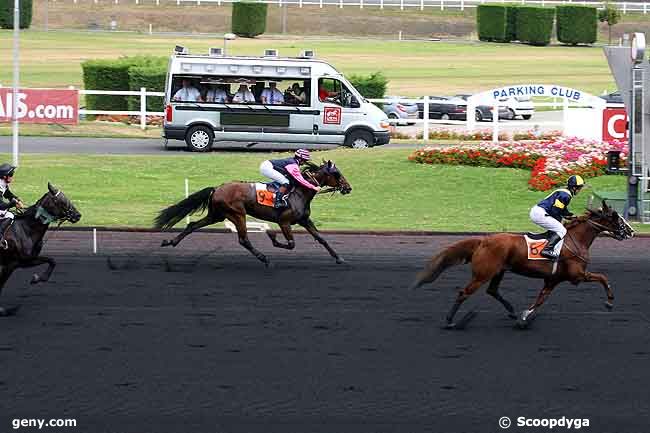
[1,231,649,433]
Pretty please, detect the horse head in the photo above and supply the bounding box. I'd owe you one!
[38,182,82,224]
[587,200,634,241]
[316,160,352,195]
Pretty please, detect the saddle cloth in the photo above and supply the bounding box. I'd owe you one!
[254,183,275,207]
[524,234,564,260]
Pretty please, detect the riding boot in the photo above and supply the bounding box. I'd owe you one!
[541,232,562,259]
[0,218,13,250]
[274,191,287,209]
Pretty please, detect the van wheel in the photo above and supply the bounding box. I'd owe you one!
[186,125,214,152]
[475,110,483,122]
[508,109,516,120]
[345,130,373,149]
[441,113,450,121]
[523,114,532,120]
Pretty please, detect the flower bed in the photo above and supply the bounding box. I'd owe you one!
[408,136,628,191]
[413,129,563,141]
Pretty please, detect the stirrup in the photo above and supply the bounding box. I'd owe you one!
[0,239,8,250]
[540,249,558,259]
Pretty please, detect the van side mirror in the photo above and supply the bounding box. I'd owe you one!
[350,97,361,108]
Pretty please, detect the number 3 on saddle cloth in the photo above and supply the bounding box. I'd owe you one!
[254,182,291,207]
[524,232,564,273]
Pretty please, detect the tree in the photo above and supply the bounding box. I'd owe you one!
[599,2,621,45]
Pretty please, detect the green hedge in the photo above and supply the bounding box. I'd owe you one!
[127,62,167,112]
[232,2,267,38]
[556,5,597,45]
[477,5,507,42]
[505,4,520,42]
[349,72,387,109]
[516,6,555,46]
[81,56,166,114]
[0,0,33,29]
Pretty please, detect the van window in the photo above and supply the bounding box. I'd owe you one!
[318,78,358,108]
[170,75,310,106]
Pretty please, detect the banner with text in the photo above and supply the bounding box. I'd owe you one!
[0,88,78,125]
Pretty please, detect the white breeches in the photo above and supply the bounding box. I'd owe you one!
[0,210,15,220]
[260,161,290,185]
[530,205,566,238]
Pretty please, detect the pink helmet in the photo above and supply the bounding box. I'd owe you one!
[294,149,311,161]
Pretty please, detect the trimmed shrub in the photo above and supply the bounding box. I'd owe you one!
[127,64,167,112]
[232,2,267,38]
[0,0,33,29]
[505,4,520,42]
[556,5,597,45]
[81,56,166,115]
[516,6,555,46]
[349,72,387,99]
[477,4,507,42]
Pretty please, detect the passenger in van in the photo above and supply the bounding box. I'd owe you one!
[172,79,202,102]
[286,83,306,105]
[232,84,256,103]
[261,82,284,105]
[259,149,321,208]
[205,84,228,103]
[318,82,339,103]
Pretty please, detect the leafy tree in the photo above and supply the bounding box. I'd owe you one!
[598,2,621,45]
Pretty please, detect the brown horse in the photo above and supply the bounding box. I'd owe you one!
[410,201,635,329]
[154,160,351,265]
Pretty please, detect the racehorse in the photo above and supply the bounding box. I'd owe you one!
[0,183,81,316]
[154,160,352,265]
[410,201,634,329]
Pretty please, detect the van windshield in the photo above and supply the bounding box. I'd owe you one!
[169,75,311,106]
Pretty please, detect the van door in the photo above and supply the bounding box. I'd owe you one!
[313,77,365,144]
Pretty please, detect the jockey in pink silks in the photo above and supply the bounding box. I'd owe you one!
[259,149,321,208]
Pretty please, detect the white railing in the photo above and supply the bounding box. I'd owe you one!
[77,87,164,130]
[56,0,650,14]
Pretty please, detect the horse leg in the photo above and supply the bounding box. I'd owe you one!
[445,276,490,329]
[267,224,295,250]
[18,256,57,284]
[582,271,615,310]
[518,279,560,328]
[299,217,344,264]
[0,263,20,316]
[161,214,220,247]
[229,214,269,266]
[486,271,516,319]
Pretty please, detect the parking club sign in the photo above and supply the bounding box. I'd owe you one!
[324,106,342,124]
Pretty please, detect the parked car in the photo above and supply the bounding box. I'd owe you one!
[417,96,467,121]
[498,96,535,120]
[454,94,510,122]
[600,91,623,105]
[383,96,419,125]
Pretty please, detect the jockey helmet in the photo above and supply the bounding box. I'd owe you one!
[567,175,585,190]
[0,163,16,178]
[294,149,311,161]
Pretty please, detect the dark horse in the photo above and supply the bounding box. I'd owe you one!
[154,160,352,265]
[0,183,81,316]
[410,201,634,329]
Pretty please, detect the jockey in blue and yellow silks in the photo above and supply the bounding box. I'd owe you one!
[529,175,585,259]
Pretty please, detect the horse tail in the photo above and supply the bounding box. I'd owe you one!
[154,187,214,230]
[410,238,482,290]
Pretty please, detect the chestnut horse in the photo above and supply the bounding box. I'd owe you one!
[410,201,634,329]
[154,161,351,265]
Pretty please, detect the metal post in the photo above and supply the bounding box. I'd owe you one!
[93,228,97,254]
[140,87,147,130]
[12,0,20,167]
[44,0,49,31]
[423,96,429,142]
[185,179,190,225]
[562,97,569,137]
[492,104,498,143]
[281,4,287,33]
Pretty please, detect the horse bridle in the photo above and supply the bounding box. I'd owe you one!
[305,169,342,194]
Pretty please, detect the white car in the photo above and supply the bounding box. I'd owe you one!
[498,96,534,120]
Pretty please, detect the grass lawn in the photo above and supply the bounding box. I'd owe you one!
[0,121,162,139]
[0,30,617,96]
[2,149,643,232]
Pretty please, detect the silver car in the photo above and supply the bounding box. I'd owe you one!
[383,96,419,125]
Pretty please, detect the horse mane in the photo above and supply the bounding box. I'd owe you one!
[564,209,604,229]
[301,161,321,175]
[14,194,45,220]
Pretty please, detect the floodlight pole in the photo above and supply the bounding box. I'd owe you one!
[12,0,20,167]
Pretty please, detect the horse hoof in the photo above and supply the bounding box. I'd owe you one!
[336,257,346,265]
[443,322,456,330]
[0,305,21,317]
[30,274,40,285]
[161,240,172,247]
[604,301,614,310]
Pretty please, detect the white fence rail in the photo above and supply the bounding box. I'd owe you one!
[56,0,650,13]
[77,88,164,130]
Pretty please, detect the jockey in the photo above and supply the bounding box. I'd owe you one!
[530,174,585,259]
[259,149,321,208]
[0,163,24,249]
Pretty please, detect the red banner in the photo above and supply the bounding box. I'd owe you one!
[0,88,78,125]
[602,107,628,142]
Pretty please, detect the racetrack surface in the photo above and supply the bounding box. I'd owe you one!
[1,232,649,433]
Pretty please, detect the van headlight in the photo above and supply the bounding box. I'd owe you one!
[380,120,390,129]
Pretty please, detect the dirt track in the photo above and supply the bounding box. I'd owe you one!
[2,231,649,433]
